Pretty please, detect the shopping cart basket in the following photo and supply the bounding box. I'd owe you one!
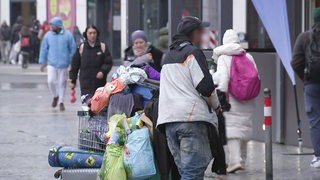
[78,111,108,152]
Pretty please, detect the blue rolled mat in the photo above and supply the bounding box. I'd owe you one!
[48,146,104,168]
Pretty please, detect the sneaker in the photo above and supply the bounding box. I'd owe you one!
[51,97,59,107]
[310,156,320,168]
[227,163,243,173]
[59,103,65,111]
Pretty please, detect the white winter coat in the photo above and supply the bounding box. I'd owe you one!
[213,43,258,140]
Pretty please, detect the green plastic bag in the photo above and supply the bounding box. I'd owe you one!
[98,144,126,180]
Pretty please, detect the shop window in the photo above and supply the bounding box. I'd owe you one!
[246,0,274,51]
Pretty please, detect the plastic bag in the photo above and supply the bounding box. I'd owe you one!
[91,78,126,113]
[98,144,126,180]
[107,114,130,145]
[124,128,156,179]
[112,65,148,85]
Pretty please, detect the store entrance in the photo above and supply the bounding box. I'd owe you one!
[10,0,36,26]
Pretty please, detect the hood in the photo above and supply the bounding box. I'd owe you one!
[169,34,192,49]
[159,27,168,36]
[49,17,64,29]
[212,43,245,61]
[222,29,240,45]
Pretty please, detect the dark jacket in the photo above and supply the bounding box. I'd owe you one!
[69,41,113,95]
[0,24,11,41]
[124,45,163,72]
[11,16,23,44]
[291,23,320,83]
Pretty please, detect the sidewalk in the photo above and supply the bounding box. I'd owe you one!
[205,141,318,180]
[0,64,319,180]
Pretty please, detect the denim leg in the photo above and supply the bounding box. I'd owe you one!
[166,122,212,180]
[304,84,320,157]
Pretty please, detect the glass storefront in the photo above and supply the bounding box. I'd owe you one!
[10,0,36,26]
[87,0,121,59]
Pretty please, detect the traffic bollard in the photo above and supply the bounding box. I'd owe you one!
[264,88,273,179]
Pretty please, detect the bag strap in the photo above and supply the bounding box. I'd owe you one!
[79,42,106,57]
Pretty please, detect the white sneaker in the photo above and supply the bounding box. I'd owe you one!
[227,163,243,173]
[310,156,320,168]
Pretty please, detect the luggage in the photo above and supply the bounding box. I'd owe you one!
[48,146,103,168]
[55,168,99,180]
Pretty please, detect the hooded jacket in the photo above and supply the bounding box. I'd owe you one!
[213,30,257,140]
[157,34,219,128]
[39,17,76,68]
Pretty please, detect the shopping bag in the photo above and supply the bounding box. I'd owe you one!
[124,128,156,180]
[98,144,127,180]
[91,78,126,113]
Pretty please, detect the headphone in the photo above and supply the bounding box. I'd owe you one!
[83,25,100,40]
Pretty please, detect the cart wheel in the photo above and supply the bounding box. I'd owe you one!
[54,169,62,179]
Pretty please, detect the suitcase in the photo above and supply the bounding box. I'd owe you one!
[55,168,99,180]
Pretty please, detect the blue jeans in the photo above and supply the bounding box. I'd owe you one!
[305,84,320,156]
[165,122,212,180]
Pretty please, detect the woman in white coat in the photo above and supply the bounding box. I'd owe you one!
[213,29,258,173]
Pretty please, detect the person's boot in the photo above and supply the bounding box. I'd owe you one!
[52,97,59,107]
[59,103,65,111]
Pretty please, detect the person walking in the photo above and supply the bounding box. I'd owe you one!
[157,16,220,180]
[30,19,41,63]
[213,29,258,173]
[69,25,113,96]
[19,25,31,68]
[0,21,11,64]
[9,16,23,64]
[291,7,320,168]
[124,30,163,72]
[39,17,76,111]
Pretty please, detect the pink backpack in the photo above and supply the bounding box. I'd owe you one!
[228,53,261,100]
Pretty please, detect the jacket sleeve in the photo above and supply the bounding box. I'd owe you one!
[68,33,76,63]
[216,56,230,93]
[190,48,215,97]
[291,32,307,81]
[69,47,81,84]
[100,44,113,75]
[39,35,48,64]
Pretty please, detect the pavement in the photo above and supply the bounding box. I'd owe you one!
[0,64,319,180]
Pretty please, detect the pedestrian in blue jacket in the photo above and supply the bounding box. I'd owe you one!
[39,17,76,111]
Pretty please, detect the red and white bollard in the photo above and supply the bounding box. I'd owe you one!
[264,88,273,179]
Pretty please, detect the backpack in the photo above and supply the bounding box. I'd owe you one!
[305,29,320,82]
[20,36,30,47]
[228,53,260,100]
[79,42,105,56]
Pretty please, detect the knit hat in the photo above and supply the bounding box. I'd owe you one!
[314,8,320,23]
[131,30,147,42]
[222,29,240,45]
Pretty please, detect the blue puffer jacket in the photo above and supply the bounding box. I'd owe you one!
[39,17,76,68]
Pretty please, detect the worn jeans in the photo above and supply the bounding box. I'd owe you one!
[165,122,212,180]
[304,83,320,157]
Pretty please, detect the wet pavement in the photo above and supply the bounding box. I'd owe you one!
[0,64,319,180]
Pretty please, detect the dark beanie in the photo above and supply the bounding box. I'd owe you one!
[131,30,147,42]
[314,8,320,22]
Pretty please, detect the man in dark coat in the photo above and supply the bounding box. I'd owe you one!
[291,7,320,168]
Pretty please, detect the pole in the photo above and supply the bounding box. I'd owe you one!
[264,88,273,179]
[293,85,303,153]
